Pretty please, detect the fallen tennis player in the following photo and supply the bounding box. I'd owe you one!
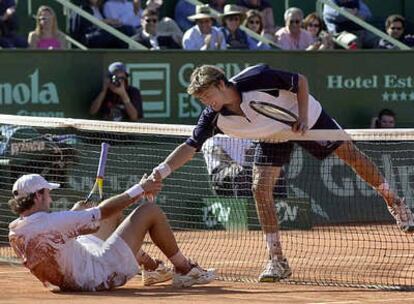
[8,173,216,291]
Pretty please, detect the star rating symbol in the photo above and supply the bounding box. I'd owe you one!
[382,91,414,102]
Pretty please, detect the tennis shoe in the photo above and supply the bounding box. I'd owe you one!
[258,257,292,282]
[142,261,173,286]
[388,197,414,233]
[172,263,216,288]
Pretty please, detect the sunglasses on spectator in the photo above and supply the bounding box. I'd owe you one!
[38,16,49,21]
[308,23,320,28]
[390,27,403,30]
[289,19,301,24]
[145,18,158,23]
[248,20,261,25]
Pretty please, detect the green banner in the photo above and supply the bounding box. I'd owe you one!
[1,50,414,127]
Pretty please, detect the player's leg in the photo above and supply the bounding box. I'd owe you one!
[334,141,414,232]
[113,202,216,287]
[252,141,293,282]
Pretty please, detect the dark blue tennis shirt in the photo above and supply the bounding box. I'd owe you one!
[185,64,322,150]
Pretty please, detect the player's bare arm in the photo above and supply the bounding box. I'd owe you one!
[153,143,197,179]
[293,74,309,134]
[98,175,162,219]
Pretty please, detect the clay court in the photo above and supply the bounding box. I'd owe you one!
[2,263,414,304]
[2,225,414,304]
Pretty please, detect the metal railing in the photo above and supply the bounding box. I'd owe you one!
[317,0,411,50]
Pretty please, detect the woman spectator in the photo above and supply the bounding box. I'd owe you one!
[303,12,334,50]
[220,4,249,49]
[28,6,68,49]
[242,9,271,49]
[275,7,313,50]
[236,0,275,36]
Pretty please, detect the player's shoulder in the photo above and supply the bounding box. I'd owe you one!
[230,64,270,84]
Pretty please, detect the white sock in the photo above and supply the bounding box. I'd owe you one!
[265,233,283,260]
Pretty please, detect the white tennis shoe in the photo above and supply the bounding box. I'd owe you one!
[142,261,173,286]
[172,263,216,288]
[388,197,414,233]
[258,257,292,282]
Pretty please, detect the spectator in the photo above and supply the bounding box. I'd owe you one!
[90,61,143,122]
[28,6,68,49]
[0,0,27,48]
[70,0,135,48]
[378,14,414,49]
[174,0,195,32]
[182,4,226,50]
[219,4,249,49]
[236,0,275,36]
[145,0,183,46]
[275,7,314,50]
[242,9,271,49]
[323,0,378,48]
[303,12,334,50]
[132,8,181,49]
[371,108,396,129]
[103,0,142,36]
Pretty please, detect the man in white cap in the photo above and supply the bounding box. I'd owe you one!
[8,173,215,291]
[182,4,226,50]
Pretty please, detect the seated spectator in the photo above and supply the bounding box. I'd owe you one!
[323,0,378,48]
[103,0,142,36]
[242,9,271,49]
[236,0,276,36]
[303,12,334,50]
[90,61,143,122]
[0,0,27,48]
[132,8,181,49]
[219,4,249,49]
[70,0,135,48]
[28,6,69,49]
[174,0,195,32]
[371,108,396,128]
[275,7,314,50]
[182,4,226,50]
[145,0,183,46]
[378,14,414,49]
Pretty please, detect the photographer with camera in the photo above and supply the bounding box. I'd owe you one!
[90,61,143,122]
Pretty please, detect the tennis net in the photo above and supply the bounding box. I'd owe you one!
[0,114,414,290]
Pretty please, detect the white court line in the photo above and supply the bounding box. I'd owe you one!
[0,270,28,274]
[309,301,360,304]
[309,299,414,304]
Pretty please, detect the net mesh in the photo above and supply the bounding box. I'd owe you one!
[1,114,414,289]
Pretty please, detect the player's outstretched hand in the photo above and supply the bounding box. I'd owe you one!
[71,200,96,211]
[140,173,163,199]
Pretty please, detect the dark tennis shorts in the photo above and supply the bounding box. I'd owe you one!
[254,109,343,166]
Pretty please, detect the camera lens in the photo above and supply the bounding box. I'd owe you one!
[111,75,121,87]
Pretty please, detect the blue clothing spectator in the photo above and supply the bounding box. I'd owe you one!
[174,0,195,32]
[0,0,27,48]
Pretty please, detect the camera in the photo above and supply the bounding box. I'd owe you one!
[110,75,122,87]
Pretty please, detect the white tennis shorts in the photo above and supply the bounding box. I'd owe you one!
[76,233,140,291]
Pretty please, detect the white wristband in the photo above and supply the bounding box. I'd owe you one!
[125,184,144,198]
[154,163,172,179]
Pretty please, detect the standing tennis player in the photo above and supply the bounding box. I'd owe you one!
[152,64,414,282]
[8,174,215,291]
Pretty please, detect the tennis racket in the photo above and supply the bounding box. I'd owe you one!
[85,142,110,203]
[249,101,298,126]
